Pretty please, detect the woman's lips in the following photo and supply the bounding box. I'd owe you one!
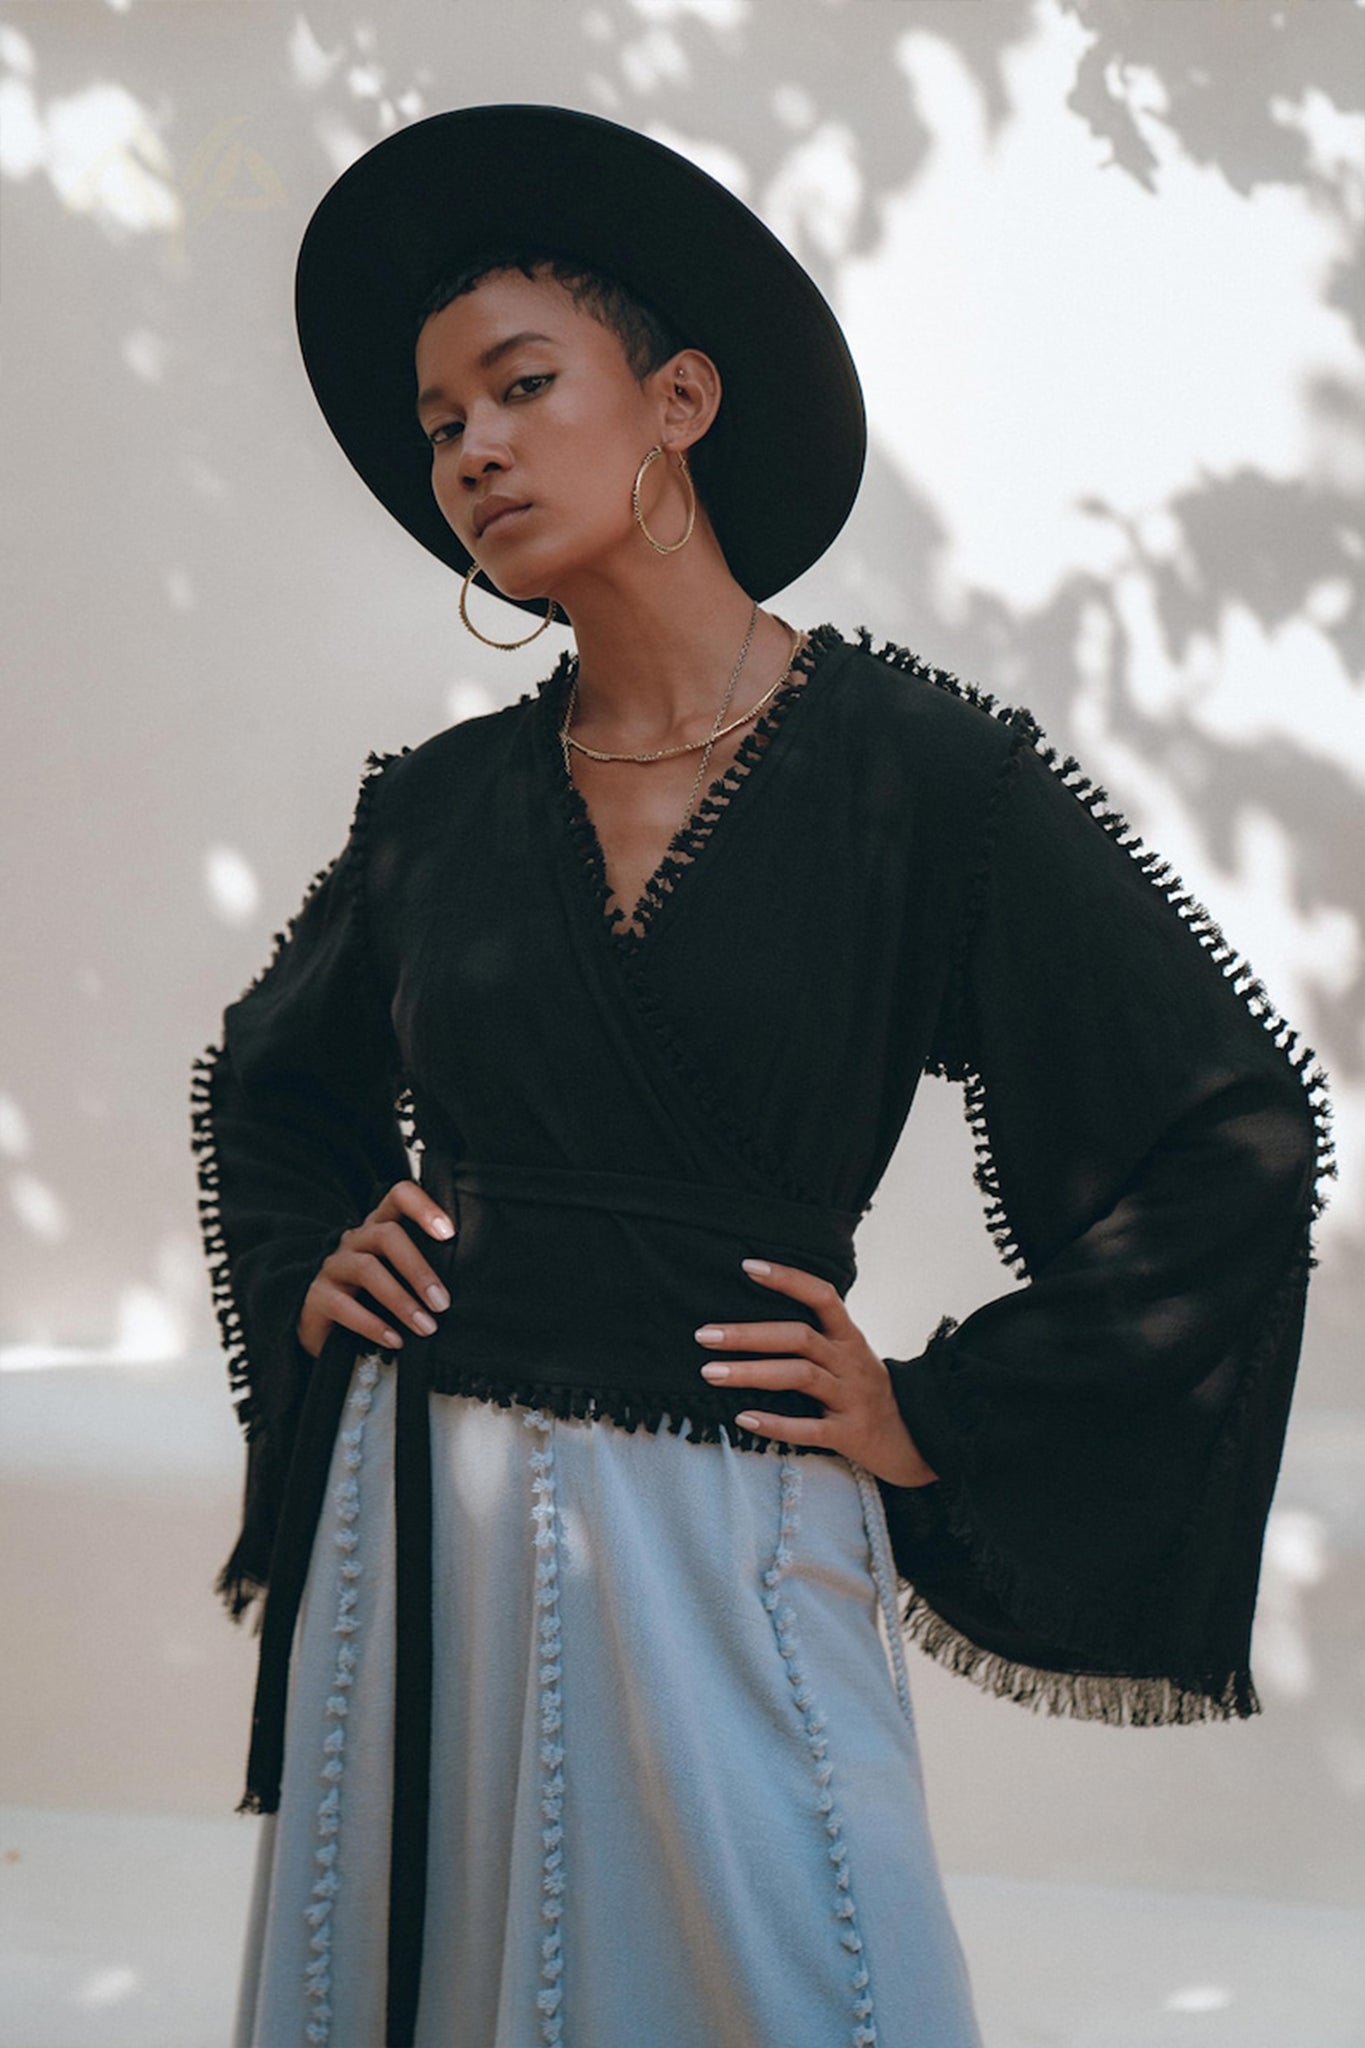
[479,504,531,540]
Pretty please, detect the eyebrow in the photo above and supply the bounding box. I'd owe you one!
[415,332,558,418]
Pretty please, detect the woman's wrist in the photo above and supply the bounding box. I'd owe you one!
[868,1369,937,1486]
[296,1296,330,1360]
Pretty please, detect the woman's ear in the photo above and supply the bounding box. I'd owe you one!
[655,349,722,456]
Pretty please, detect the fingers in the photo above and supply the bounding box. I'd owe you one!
[360,1216,453,1315]
[695,1326,839,1397]
[739,1258,848,1333]
[309,1279,412,1354]
[694,1268,849,1404]
[695,1317,828,1356]
[699,1355,838,1400]
[324,1247,430,1341]
[300,1183,457,1359]
[324,1230,447,1343]
[376,1176,456,1244]
[696,1263,866,1438]
[731,1408,829,1446]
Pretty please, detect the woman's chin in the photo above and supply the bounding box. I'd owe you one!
[478,564,559,608]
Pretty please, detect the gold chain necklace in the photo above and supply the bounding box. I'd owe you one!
[562,649,798,763]
[559,607,809,858]
[559,605,805,771]
[559,608,808,921]
[675,601,760,831]
[559,599,756,846]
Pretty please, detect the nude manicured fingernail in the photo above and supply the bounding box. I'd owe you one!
[426,1284,450,1311]
[700,1363,730,1381]
[694,1325,726,1344]
[742,1259,772,1277]
[413,1309,437,1335]
[735,1412,761,1429]
[382,1329,402,1347]
[430,1216,455,1240]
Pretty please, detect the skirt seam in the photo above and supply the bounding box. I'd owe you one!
[303,1352,381,2045]
[761,1456,879,2048]
[526,1409,567,2046]
[851,1463,917,1734]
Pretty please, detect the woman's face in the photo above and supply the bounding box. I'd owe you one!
[414,268,693,604]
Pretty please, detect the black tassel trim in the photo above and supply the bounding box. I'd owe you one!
[190,747,413,1623]
[544,623,846,1210]
[550,657,628,940]
[616,621,845,947]
[961,1055,1027,1280]
[852,625,1336,1277]
[423,1362,830,1458]
[551,620,844,952]
[189,1040,256,1447]
[349,745,413,1004]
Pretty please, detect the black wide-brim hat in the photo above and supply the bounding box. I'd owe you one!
[294,103,866,616]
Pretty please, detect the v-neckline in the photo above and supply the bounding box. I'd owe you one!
[538,622,845,953]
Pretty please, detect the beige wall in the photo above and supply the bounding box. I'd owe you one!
[2,0,1361,1913]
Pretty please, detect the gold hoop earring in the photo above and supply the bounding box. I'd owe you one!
[459,559,560,650]
[633,445,696,555]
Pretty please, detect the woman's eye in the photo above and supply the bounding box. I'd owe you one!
[426,376,552,447]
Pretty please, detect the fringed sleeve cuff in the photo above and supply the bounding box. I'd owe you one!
[882,718,1333,1726]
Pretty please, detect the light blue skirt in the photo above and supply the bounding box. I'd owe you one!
[232,1353,983,2047]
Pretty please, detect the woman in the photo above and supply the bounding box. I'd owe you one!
[192,107,1331,2048]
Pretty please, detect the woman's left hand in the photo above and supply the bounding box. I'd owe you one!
[695,1258,939,1488]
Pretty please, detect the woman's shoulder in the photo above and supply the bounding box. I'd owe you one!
[354,685,548,820]
[819,623,1028,789]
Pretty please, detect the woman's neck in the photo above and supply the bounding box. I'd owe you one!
[552,546,801,751]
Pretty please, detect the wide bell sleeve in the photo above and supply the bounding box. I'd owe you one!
[190,751,412,1623]
[881,713,1334,1724]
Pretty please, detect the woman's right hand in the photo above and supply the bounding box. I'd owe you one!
[296,1178,456,1359]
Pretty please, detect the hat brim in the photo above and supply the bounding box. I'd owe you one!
[294,103,866,615]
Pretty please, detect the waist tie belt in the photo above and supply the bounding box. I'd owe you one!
[240,1161,861,2047]
[429,1157,861,1246]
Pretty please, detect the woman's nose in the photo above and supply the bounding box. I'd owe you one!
[459,411,512,485]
